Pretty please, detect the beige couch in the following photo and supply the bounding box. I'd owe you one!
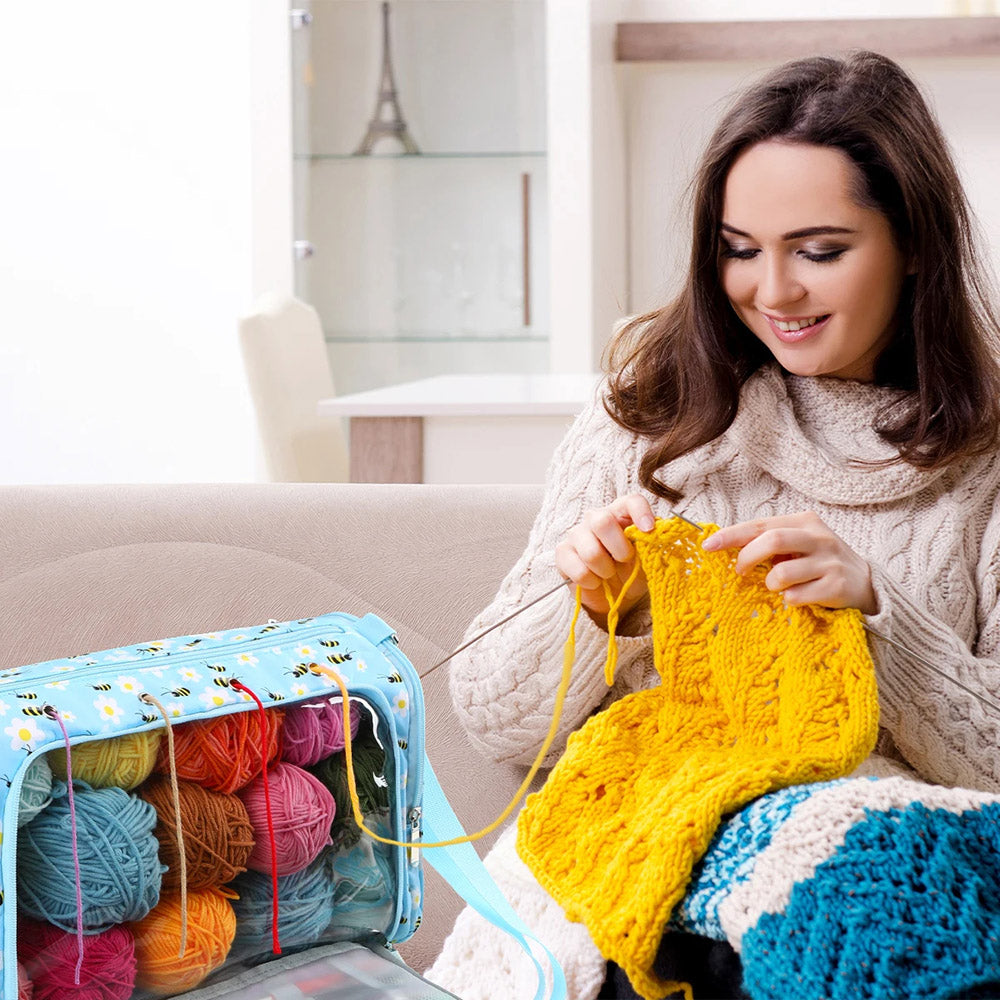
[0,482,544,975]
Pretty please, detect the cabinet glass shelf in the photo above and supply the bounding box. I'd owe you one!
[292,0,547,394]
[296,151,546,161]
[325,332,549,344]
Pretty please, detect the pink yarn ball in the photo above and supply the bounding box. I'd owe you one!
[238,761,335,876]
[18,920,135,1000]
[282,698,362,767]
[18,962,32,1000]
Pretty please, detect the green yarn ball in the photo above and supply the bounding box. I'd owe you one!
[308,725,389,848]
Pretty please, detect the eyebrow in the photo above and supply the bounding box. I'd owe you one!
[720,223,858,240]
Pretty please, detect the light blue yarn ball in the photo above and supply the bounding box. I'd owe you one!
[230,851,337,952]
[17,755,54,827]
[17,781,165,933]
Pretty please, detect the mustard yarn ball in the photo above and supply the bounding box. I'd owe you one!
[49,730,162,790]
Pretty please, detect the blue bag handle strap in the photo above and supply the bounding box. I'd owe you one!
[421,756,568,1000]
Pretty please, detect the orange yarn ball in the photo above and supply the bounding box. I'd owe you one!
[49,730,162,790]
[131,887,237,995]
[139,776,255,890]
[155,710,284,794]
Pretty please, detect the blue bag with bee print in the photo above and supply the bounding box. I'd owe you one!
[0,612,565,1000]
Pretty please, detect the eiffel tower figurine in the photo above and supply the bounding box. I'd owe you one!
[354,2,420,156]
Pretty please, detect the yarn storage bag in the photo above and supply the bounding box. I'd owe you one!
[0,612,431,1000]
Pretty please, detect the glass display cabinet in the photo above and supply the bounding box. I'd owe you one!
[291,0,548,394]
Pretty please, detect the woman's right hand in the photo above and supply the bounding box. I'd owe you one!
[554,494,656,628]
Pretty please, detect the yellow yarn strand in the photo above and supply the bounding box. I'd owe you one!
[603,555,644,685]
[313,586,584,849]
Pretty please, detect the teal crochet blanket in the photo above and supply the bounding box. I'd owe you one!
[670,775,1000,999]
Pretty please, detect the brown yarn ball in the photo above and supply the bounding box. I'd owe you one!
[139,776,255,890]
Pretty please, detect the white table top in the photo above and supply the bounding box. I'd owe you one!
[317,372,602,418]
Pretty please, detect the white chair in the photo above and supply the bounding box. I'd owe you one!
[238,293,349,482]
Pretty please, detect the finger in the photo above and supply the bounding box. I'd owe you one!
[618,494,656,533]
[702,513,814,552]
[586,508,636,565]
[780,578,852,610]
[555,543,610,596]
[763,555,824,594]
[734,528,817,576]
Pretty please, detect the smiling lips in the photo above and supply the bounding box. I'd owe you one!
[764,313,832,343]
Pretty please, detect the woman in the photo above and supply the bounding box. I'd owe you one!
[429,51,1000,1000]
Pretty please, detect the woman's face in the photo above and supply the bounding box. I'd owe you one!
[719,140,910,381]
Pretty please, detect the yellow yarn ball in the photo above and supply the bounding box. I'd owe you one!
[131,887,237,995]
[48,729,162,790]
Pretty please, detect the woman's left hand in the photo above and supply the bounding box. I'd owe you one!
[700,511,878,614]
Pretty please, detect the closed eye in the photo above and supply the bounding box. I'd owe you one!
[719,243,847,264]
[800,248,847,263]
[719,244,758,260]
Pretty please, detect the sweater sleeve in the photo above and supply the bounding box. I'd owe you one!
[866,527,1000,792]
[448,394,658,767]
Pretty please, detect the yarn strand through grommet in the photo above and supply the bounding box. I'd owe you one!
[230,680,281,954]
[43,705,85,985]
[139,691,188,957]
[311,579,623,850]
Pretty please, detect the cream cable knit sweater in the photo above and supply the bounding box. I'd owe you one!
[428,363,1000,999]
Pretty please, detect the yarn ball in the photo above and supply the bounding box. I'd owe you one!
[139,776,255,890]
[238,762,335,876]
[17,962,32,1000]
[309,727,389,847]
[18,783,164,932]
[18,755,53,827]
[49,730,162,790]
[18,919,136,1000]
[281,698,362,768]
[131,886,237,995]
[230,851,336,952]
[155,709,284,794]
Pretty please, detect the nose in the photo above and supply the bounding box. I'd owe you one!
[755,254,805,311]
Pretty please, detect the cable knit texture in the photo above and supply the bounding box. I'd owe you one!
[432,364,1000,1000]
[515,517,879,1000]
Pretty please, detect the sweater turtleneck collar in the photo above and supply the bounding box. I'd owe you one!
[722,364,949,506]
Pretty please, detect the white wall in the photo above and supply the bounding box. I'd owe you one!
[0,0,292,484]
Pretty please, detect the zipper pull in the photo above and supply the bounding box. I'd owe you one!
[408,806,422,866]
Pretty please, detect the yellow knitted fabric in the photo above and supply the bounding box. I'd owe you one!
[516,516,879,1000]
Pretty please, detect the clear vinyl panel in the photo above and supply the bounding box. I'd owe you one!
[14,695,404,1000]
[291,0,549,394]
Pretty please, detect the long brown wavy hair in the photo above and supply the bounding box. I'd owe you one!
[605,51,1000,502]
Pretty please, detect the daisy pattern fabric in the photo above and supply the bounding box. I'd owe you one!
[672,775,1000,999]
[516,517,880,1000]
[0,611,427,1000]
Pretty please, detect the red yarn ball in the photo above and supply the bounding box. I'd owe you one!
[18,920,135,1000]
[155,709,284,794]
[239,761,335,875]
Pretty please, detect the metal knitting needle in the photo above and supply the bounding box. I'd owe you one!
[419,508,697,680]
[419,581,566,679]
[423,508,1000,720]
[863,625,1000,717]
